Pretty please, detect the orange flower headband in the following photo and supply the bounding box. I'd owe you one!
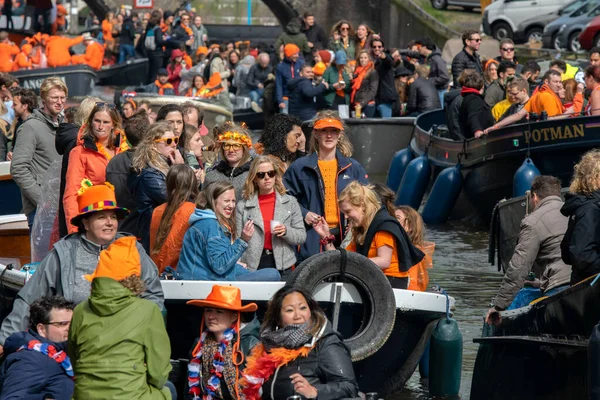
[217,131,252,148]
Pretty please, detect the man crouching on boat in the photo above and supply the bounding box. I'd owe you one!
[486,176,571,325]
[68,236,174,400]
[0,181,164,355]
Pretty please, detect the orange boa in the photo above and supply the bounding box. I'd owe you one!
[241,343,312,400]
[182,23,193,37]
[154,80,174,95]
[351,62,373,104]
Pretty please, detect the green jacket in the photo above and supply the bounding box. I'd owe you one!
[69,278,172,400]
[328,38,356,61]
[275,20,311,59]
[322,66,351,107]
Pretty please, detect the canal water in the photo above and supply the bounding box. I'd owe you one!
[391,221,504,399]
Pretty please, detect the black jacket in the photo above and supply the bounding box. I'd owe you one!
[407,77,441,115]
[354,69,379,107]
[55,122,79,238]
[106,150,137,232]
[246,63,273,90]
[120,17,136,46]
[561,191,600,284]
[302,22,328,51]
[374,52,398,104]
[458,91,494,139]
[288,77,326,121]
[171,22,191,53]
[356,207,425,273]
[445,90,464,140]
[451,48,483,87]
[427,47,450,90]
[262,322,359,400]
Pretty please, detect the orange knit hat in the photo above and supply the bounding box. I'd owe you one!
[313,62,326,76]
[284,43,300,58]
[84,237,141,282]
[196,46,208,56]
[70,180,129,225]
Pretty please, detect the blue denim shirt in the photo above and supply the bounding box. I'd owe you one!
[177,208,248,280]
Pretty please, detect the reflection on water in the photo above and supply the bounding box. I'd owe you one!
[390,222,504,399]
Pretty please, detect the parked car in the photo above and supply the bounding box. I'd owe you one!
[482,0,574,43]
[579,14,600,49]
[431,0,480,11]
[557,3,600,51]
[518,12,563,46]
[541,0,591,49]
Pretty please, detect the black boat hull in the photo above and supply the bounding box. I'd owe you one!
[12,65,98,97]
[412,110,600,224]
[97,58,149,87]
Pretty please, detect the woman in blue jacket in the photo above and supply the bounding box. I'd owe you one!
[283,110,368,262]
[177,181,281,281]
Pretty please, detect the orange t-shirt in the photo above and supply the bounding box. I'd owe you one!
[524,84,565,117]
[347,231,406,278]
[318,159,339,227]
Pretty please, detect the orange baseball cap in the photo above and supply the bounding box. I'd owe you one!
[314,117,344,130]
[84,237,141,282]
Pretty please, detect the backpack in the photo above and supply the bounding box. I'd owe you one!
[145,27,157,51]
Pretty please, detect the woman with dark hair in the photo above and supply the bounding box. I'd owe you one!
[241,285,359,400]
[259,114,306,167]
[167,48,188,95]
[149,164,198,273]
[236,156,306,278]
[63,103,129,234]
[156,104,185,137]
[126,121,185,251]
[584,65,600,116]
[228,49,240,94]
[355,23,379,55]
[121,98,137,119]
[177,181,280,281]
[184,75,206,97]
[328,20,355,61]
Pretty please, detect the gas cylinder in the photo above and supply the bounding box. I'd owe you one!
[429,317,463,397]
[589,321,600,399]
[513,158,540,197]
[422,164,463,224]
[395,154,431,209]
[386,147,414,193]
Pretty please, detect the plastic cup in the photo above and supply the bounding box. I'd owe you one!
[270,220,281,232]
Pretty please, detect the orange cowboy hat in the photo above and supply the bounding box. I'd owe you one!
[187,285,258,312]
[70,180,129,225]
[84,236,140,282]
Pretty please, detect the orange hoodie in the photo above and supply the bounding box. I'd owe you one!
[524,83,565,117]
[102,19,113,41]
[150,202,196,272]
[71,41,105,69]
[63,130,130,233]
[0,42,20,72]
[46,36,84,67]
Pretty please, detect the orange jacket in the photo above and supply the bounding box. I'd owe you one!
[46,36,84,67]
[102,19,113,41]
[56,4,67,27]
[71,41,104,69]
[150,201,195,272]
[63,132,129,233]
[0,42,20,72]
[524,83,565,117]
[12,52,32,71]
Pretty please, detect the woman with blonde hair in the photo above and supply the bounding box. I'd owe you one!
[284,110,368,262]
[314,181,424,289]
[204,121,253,198]
[126,121,185,251]
[236,156,306,278]
[63,103,129,234]
[395,205,435,291]
[561,149,600,284]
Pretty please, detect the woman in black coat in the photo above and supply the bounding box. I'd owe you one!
[458,71,494,139]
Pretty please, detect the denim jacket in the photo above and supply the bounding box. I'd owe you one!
[177,208,248,280]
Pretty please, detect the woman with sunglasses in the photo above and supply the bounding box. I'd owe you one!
[126,121,185,252]
[236,156,306,280]
[63,103,129,234]
[204,122,253,199]
[283,110,368,262]
[328,20,356,61]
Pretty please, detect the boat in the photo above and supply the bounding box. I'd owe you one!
[0,161,21,216]
[97,58,150,87]
[11,65,98,97]
[0,251,454,396]
[0,214,29,269]
[411,109,600,224]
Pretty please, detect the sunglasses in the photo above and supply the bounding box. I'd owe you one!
[373,45,383,49]
[469,38,482,42]
[256,170,276,179]
[95,102,116,109]
[340,27,349,31]
[223,143,243,151]
[154,137,179,145]
[502,47,514,52]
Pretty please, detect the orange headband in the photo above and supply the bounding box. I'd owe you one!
[314,118,344,131]
[126,99,137,110]
[485,59,499,70]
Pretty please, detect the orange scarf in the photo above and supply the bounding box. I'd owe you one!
[160,23,169,33]
[182,23,193,37]
[95,129,130,161]
[154,80,174,95]
[351,62,373,104]
[241,343,312,400]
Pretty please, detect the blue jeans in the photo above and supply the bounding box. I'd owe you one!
[26,208,36,231]
[236,268,281,281]
[438,90,446,109]
[249,89,264,104]
[119,44,135,64]
[377,102,393,118]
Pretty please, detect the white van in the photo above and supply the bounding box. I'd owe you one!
[482,0,573,43]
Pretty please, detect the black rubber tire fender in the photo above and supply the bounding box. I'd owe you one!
[287,250,396,362]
